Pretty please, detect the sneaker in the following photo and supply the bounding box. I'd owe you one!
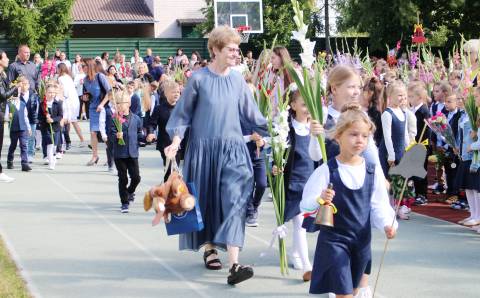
[43,157,49,165]
[288,253,303,270]
[0,173,15,183]
[128,193,135,203]
[56,153,63,159]
[27,156,34,164]
[428,182,438,190]
[120,203,129,213]
[48,163,55,170]
[78,141,86,148]
[414,196,427,206]
[458,217,473,224]
[21,164,32,172]
[227,263,254,285]
[246,215,259,227]
[462,218,480,226]
[433,185,446,194]
[7,162,13,169]
[66,143,71,150]
[397,205,410,220]
[246,210,258,227]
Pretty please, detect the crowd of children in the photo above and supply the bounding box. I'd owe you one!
[1,32,480,296]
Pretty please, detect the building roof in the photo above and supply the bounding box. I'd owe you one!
[72,0,154,24]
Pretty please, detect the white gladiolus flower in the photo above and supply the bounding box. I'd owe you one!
[300,52,315,68]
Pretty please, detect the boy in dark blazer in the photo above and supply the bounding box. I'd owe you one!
[5,89,32,171]
[111,91,143,213]
[18,77,39,163]
[408,83,430,205]
[38,84,63,170]
[441,94,462,199]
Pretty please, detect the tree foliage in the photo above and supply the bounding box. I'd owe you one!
[196,0,314,49]
[337,0,480,51]
[0,0,74,53]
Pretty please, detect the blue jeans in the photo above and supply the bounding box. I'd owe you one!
[27,123,36,157]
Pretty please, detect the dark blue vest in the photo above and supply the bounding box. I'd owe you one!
[10,101,28,132]
[324,158,375,242]
[379,108,405,175]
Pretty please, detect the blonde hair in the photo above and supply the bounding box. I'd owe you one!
[207,25,241,58]
[433,80,452,96]
[329,103,375,140]
[448,70,462,80]
[326,65,360,95]
[162,79,179,92]
[408,81,428,103]
[386,80,406,98]
[463,39,480,56]
[114,90,131,105]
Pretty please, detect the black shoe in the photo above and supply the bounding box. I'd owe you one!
[128,193,135,203]
[227,263,254,285]
[433,185,445,194]
[66,143,71,150]
[120,203,129,213]
[21,164,32,172]
[7,162,13,169]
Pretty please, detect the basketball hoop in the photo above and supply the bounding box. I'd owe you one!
[236,25,251,43]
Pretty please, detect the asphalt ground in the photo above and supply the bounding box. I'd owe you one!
[1,121,479,298]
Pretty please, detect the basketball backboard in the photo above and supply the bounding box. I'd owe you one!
[214,0,263,33]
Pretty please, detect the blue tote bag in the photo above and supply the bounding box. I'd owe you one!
[164,159,204,236]
[165,182,204,235]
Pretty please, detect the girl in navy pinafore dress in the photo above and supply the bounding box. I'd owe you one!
[301,104,397,297]
[281,91,321,280]
[379,81,408,177]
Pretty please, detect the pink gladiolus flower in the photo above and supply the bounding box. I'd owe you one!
[441,124,447,130]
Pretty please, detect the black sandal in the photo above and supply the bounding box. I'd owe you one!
[203,249,222,270]
[227,263,254,285]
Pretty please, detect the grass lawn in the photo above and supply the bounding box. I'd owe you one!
[0,236,30,298]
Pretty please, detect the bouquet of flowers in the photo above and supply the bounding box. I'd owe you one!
[265,88,290,275]
[112,112,126,145]
[425,112,457,152]
[286,0,327,161]
[464,90,479,172]
[42,97,55,145]
[7,100,16,130]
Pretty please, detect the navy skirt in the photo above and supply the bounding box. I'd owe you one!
[455,160,480,192]
[310,230,371,295]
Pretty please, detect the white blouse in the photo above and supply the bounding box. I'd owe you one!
[300,159,398,233]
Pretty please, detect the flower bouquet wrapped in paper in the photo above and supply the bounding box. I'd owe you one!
[112,111,126,145]
[425,112,457,151]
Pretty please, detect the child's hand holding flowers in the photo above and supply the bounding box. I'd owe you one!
[310,120,324,137]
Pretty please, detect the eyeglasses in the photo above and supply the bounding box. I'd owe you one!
[225,47,240,54]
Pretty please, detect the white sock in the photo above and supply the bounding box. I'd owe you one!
[354,286,372,298]
[465,189,476,220]
[47,144,55,168]
[292,214,312,272]
[474,190,480,220]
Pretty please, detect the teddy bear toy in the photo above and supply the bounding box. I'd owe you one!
[144,171,195,226]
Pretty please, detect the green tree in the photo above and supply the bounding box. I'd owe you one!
[196,0,313,49]
[337,0,480,51]
[0,0,74,53]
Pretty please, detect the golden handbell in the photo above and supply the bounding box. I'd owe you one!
[315,183,337,227]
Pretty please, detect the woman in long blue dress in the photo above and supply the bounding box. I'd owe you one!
[82,59,111,166]
[165,26,268,285]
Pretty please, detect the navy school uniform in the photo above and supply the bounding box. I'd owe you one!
[6,100,30,166]
[379,108,406,177]
[21,92,39,126]
[38,99,63,154]
[429,101,448,148]
[284,119,316,222]
[310,159,375,295]
[455,113,480,192]
[103,104,114,168]
[111,112,143,205]
[442,109,462,195]
[147,98,187,181]
[241,123,267,218]
[411,104,430,197]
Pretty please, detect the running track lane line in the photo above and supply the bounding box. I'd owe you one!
[45,174,209,298]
